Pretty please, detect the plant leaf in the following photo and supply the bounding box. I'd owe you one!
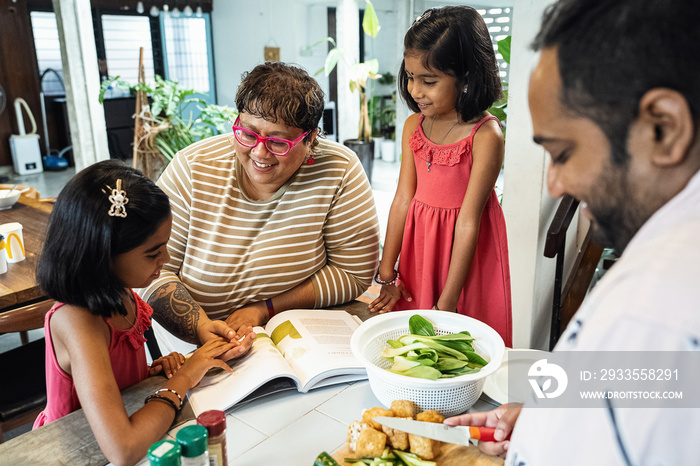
[324,48,343,76]
[362,0,380,38]
[498,36,511,64]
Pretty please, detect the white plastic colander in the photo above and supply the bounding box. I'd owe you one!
[350,310,505,417]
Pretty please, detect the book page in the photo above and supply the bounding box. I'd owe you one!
[187,327,299,416]
[265,310,367,391]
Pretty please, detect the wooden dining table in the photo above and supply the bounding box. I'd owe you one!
[0,195,52,311]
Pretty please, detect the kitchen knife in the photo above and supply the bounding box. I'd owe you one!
[373,417,501,446]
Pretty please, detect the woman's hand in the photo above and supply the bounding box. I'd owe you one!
[149,352,186,378]
[198,319,256,362]
[369,282,412,313]
[178,338,239,389]
[225,303,266,333]
[443,403,522,458]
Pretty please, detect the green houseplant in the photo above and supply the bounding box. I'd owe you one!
[488,36,511,136]
[98,75,237,164]
[312,0,381,179]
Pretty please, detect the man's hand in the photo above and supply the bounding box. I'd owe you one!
[443,403,522,458]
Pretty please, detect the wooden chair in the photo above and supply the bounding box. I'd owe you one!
[0,299,53,443]
[544,196,604,350]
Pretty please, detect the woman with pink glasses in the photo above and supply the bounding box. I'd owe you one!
[138,62,380,357]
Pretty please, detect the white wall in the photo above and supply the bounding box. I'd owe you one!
[502,0,582,349]
[211,0,332,109]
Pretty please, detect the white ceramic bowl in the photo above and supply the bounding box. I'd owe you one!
[0,190,21,210]
[351,310,505,417]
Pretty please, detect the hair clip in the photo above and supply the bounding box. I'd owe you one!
[412,9,433,26]
[107,179,128,218]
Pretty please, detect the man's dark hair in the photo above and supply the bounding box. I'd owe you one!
[37,160,171,318]
[398,6,502,122]
[532,0,700,165]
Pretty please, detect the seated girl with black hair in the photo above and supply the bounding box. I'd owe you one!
[33,160,255,465]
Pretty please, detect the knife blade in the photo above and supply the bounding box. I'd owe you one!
[373,417,498,446]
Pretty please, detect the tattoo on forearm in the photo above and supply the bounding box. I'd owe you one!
[148,282,201,344]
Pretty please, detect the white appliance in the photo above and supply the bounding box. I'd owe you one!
[10,97,43,175]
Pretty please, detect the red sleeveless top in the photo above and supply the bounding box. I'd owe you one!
[33,290,152,428]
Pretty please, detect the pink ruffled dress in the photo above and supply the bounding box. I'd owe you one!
[33,290,153,428]
[393,115,513,347]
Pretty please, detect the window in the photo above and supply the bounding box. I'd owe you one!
[162,15,213,96]
[101,15,155,83]
[478,8,513,82]
[30,11,65,96]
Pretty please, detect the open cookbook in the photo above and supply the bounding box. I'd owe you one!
[187,309,367,416]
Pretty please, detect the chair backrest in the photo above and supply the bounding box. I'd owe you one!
[0,300,53,442]
[0,300,53,334]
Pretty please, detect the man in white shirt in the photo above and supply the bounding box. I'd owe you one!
[445,0,700,464]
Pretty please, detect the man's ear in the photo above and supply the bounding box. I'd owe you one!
[635,88,694,167]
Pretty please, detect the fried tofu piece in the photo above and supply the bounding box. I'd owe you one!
[347,420,371,451]
[416,409,445,424]
[389,399,417,418]
[380,416,410,450]
[355,427,387,458]
[362,406,394,430]
[409,433,441,460]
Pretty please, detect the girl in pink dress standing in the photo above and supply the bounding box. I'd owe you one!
[369,6,512,346]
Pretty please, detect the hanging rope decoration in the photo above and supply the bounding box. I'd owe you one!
[106,179,129,218]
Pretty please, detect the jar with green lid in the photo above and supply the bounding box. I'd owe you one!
[176,424,209,466]
[197,410,228,466]
[147,439,181,466]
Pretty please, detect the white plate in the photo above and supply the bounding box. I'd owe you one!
[482,348,550,405]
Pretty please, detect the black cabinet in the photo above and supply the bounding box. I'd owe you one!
[103,97,137,161]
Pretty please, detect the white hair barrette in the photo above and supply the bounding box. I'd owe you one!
[107,179,128,218]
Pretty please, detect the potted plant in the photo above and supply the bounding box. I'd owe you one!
[317,0,381,180]
[98,75,237,172]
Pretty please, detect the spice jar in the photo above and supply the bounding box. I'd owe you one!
[197,409,228,466]
[147,439,181,466]
[176,424,209,466]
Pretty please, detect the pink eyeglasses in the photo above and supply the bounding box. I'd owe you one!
[232,116,310,156]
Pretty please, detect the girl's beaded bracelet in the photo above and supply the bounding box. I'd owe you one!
[374,270,401,286]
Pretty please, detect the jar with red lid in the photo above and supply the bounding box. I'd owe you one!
[196,410,228,466]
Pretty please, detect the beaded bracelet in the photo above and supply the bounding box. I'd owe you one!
[155,388,183,407]
[145,394,181,413]
[374,269,400,286]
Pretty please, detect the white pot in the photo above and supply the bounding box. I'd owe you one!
[381,140,396,162]
[373,137,384,158]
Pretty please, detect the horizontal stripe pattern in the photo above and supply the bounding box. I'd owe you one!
[139,135,380,321]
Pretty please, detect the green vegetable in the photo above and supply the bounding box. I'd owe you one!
[345,447,401,465]
[393,450,437,466]
[314,452,341,466]
[389,365,441,380]
[409,315,436,336]
[381,314,488,380]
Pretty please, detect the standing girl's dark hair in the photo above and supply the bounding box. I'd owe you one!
[37,160,171,318]
[398,6,502,122]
